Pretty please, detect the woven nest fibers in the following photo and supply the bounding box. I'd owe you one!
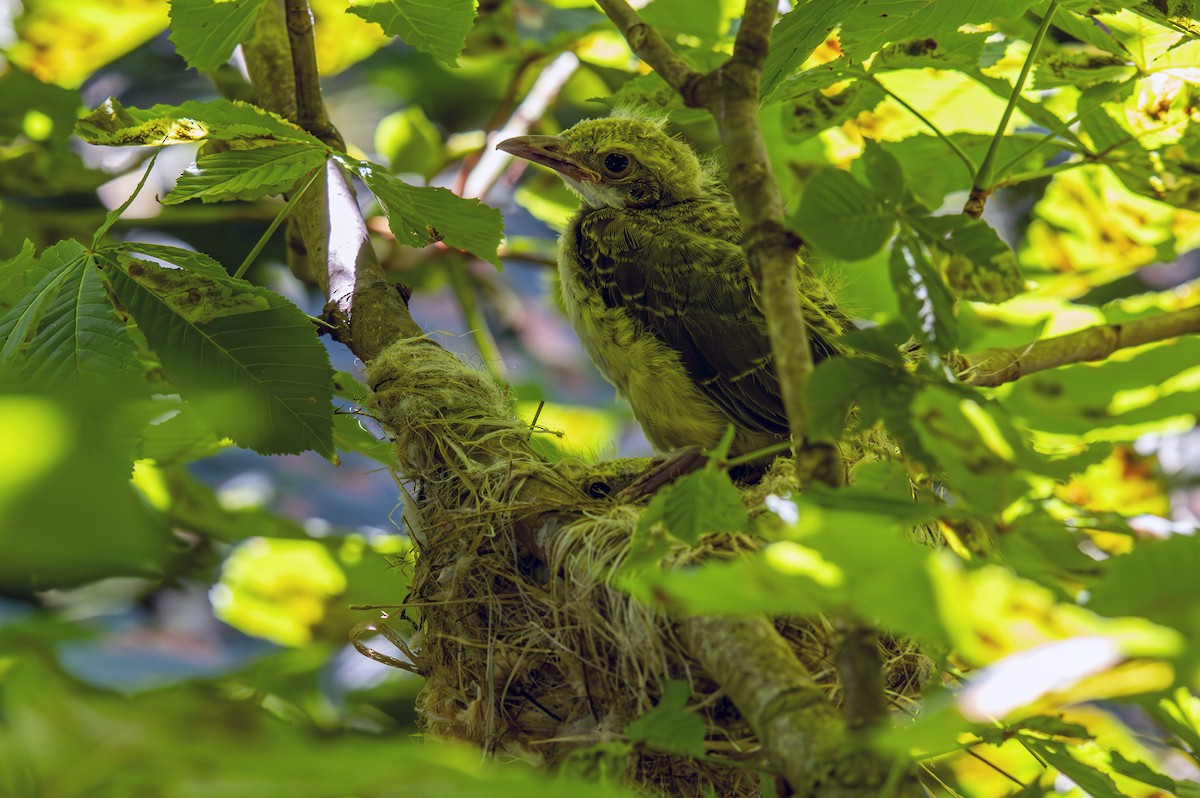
[363,337,934,798]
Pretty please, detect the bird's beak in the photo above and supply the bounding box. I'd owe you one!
[496,135,600,184]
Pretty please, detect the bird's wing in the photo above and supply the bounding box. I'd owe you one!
[576,205,836,437]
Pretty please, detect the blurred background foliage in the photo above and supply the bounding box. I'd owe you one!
[1,0,1200,796]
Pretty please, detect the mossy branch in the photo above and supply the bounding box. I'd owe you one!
[243,0,416,359]
[956,304,1200,387]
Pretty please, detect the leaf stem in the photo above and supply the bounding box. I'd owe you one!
[988,112,1081,184]
[234,167,321,280]
[865,74,976,179]
[723,439,794,468]
[92,147,163,248]
[972,3,1059,194]
[447,261,506,383]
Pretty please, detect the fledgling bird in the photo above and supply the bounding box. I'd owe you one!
[498,112,851,457]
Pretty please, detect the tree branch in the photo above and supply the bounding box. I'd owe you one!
[281,0,342,149]
[956,304,1200,387]
[244,0,416,359]
[594,0,702,102]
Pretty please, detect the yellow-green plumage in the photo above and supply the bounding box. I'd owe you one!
[499,114,850,456]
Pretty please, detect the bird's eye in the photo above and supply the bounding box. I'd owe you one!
[602,152,632,177]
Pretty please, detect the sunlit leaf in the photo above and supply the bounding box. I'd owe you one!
[761,0,863,96]
[911,387,1023,515]
[1089,533,1200,639]
[77,98,321,147]
[168,0,267,73]
[348,0,477,68]
[783,79,885,143]
[214,538,346,646]
[343,156,503,267]
[1019,737,1127,798]
[164,141,328,204]
[840,0,1038,60]
[6,0,169,88]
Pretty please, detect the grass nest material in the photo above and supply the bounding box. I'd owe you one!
[364,336,934,798]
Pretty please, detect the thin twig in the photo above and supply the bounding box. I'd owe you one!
[957,305,1200,387]
[447,262,506,382]
[234,166,321,279]
[282,0,342,148]
[964,1,1058,218]
[864,73,976,179]
[463,51,580,200]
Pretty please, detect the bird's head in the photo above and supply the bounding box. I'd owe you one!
[497,114,704,209]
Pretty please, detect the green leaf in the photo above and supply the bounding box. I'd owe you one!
[139,407,227,465]
[343,156,503,267]
[761,0,864,97]
[911,387,1025,515]
[804,508,947,645]
[640,0,732,45]
[168,0,268,73]
[0,240,91,369]
[376,106,443,178]
[1019,737,1128,798]
[77,98,321,147]
[0,240,53,313]
[631,493,948,644]
[1107,751,1190,794]
[1033,51,1137,90]
[888,235,958,353]
[907,215,1023,303]
[102,256,334,457]
[595,70,712,125]
[881,134,1039,209]
[765,63,850,104]
[791,167,895,260]
[806,356,894,440]
[624,466,749,574]
[21,256,141,386]
[1003,337,1200,437]
[624,680,706,758]
[164,142,329,204]
[658,467,749,546]
[348,0,477,68]
[333,413,398,467]
[624,549,831,615]
[109,242,230,279]
[870,30,991,72]
[0,388,169,594]
[0,67,81,143]
[840,1,1038,60]
[782,79,885,143]
[1088,533,1200,637]
[860,140,905,206]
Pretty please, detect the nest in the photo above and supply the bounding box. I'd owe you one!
[365,337,934,797]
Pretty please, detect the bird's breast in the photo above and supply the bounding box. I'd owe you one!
[558,227,732,452]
